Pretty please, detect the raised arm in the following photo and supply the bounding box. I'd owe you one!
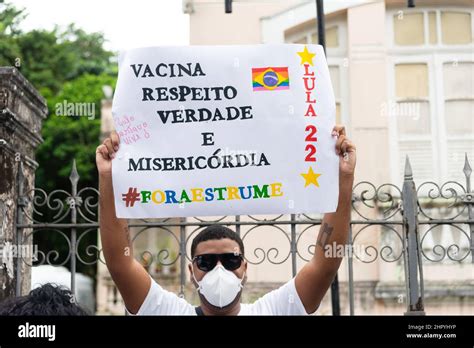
[295,125,356,313]
[96,131,151,314]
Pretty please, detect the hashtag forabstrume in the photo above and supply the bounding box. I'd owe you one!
[120,182,284,207]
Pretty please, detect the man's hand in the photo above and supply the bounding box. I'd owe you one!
[295,124,356,314]
[97,130,151,314]
[332,125,356,178]
[96,131,120,175]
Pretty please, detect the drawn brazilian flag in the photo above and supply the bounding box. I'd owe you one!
[252,67,289,91]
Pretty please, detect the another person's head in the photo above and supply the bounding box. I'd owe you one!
[0,283,89,315]
[189,225,247,311]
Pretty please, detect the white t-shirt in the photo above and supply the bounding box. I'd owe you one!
[127,277,308,315]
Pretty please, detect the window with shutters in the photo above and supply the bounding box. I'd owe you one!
[392,9,473,47]
[394,63,433,183]
[443,62,474,181]
[389,8,473,185]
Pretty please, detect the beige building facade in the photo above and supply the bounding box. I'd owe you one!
[96,0,473,315]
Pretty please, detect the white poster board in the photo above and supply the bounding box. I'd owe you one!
[111,44,339,218]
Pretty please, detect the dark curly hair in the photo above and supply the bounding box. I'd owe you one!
[191,225,244,258]
[0,283,89,316]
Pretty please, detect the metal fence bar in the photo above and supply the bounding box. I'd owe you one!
[315,0,340,315]
[69,160,79,296]
[347,223,354,316]
[290,214,297,277]
[331,274,340,315]
[316,0,326,52]
[463,154,473,264]
[17,220,415,229]
[401,156,425,315]
[179,217,186,297]
[18,219,474,229]
[15,161,25,297]
[235,215,240,237]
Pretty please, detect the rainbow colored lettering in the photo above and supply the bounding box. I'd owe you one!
[121,182,284,207]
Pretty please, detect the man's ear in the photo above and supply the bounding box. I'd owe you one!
[242,260,248,285]
[188,263,198,287]
[188,263,193,282]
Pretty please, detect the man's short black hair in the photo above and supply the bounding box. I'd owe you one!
[0,283,89,316]
[191,225,244,258]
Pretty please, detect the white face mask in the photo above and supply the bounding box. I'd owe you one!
[193,264,245,308]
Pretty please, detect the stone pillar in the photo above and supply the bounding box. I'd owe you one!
[0,67,47,299]
[100,98,113,141]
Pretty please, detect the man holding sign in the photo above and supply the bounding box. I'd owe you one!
[96,45,356,315]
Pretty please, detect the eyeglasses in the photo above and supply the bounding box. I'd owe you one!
[193,253,243,272]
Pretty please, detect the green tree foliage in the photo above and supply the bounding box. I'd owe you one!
[15,24,114,96]
[0,0,23,60]
[0,1,116,190]
[36,73,117,192]
[0,0,117,280]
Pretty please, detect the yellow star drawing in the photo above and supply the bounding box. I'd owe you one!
[301,167,321,187]
[297,46,316,66]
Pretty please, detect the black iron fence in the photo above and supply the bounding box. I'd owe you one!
[12,154,473,315]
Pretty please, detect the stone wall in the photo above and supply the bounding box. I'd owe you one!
[0,67,47,299]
